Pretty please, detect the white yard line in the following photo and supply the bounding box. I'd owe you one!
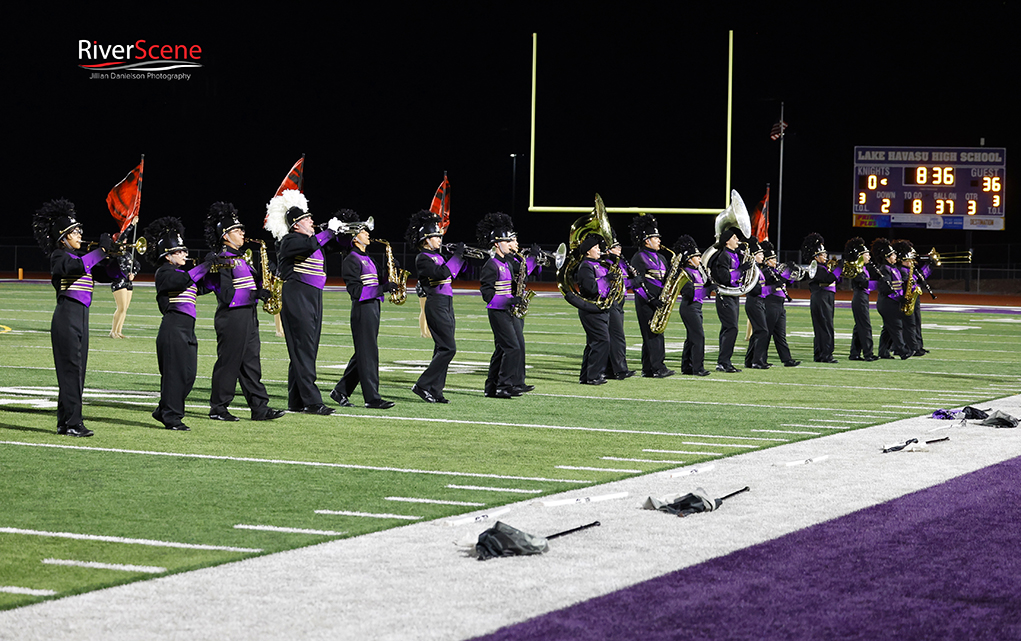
[314,510,422,520]
[0,528,261,553]
[41,559,167,574]
[233,525,346,536]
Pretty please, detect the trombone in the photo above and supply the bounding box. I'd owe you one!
[85,237,147,256]
[923,247,972,266]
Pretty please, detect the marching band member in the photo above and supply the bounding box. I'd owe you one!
[477,213,534,398]
[331,210,396,410]
[629,214,675,378]
[265,190,342,415]
[707,225,748,373]
[673,235,711,376]
[872,238,911,360]
[144,217,213,431]
[760,241,800,368]
[574,234,611,385]
[844,237,878,362]
[892,240,921,357]
[406,210,465,403]
[899,238,932,356]
[33,199,114,437]
[742,238,770,369]
[603,236,637,380]
[802,232,841,363]
[204,203,286,422]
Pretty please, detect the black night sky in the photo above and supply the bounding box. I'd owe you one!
[9,2,1017,270]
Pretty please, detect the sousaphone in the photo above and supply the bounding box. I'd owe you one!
[700,190,760,296]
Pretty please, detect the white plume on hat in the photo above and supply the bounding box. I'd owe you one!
[265,189,309,240]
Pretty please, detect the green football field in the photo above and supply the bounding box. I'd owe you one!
[1,281,1019,610]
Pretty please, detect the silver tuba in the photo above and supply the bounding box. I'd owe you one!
[700,190,761,297]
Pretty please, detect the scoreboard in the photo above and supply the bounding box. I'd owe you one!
[853,146,1006,231]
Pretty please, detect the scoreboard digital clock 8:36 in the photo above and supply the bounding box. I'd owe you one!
[853,146,1006,231]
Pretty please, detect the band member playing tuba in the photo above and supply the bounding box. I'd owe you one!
[406,210,465,403]
[144,216,214,431]
[673,235,711,376]
[844,237,878,362]
[331,210,396,409]
[265,189,343,415]
[802,232,841,363]
[872,238,911,360]
[760,241,801,368]
[33,199,115,437]
[477,213,535,398]
[205,203,286,422]
[708,225,749,373]
[629,214,675,378]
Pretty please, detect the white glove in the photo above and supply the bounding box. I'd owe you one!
[327,217,342,233]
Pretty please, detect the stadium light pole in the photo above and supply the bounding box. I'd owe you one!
[510,153,518,216]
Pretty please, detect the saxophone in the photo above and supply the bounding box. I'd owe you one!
[252,239,282,315]
[901,260,920,316]
[510,252,535,319]
[374,239,409,305]
[649,248,691,334]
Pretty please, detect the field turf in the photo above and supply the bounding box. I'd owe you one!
[1,280,1018,610]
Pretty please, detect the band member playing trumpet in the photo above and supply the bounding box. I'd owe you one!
[265,190,343,415]
[802,232,841,363]
[331,210,396,410]
[844,237,878,362]
[205,203,286,422]
[673,235,711,376]
[743,238,770,369]
[478,213,534,398]
[33,199,115,437]
[708,226,748,373]
[144,217,214,431]
[760,241,800,368]
[872,238,911,360]
[406,210,465,403]
[629,214,674,378]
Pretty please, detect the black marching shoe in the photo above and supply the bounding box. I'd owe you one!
[303,404,335,415]
[208,410,240,422]
[485,389,515,399]
[749,363,769,370]
[512,384,535,394]
[435,395,450,404]
[879,354,895,360]
[330,389,354,408]
[694,369,711,376]
[58,423,94,437]
[783,360,801,367]
[365,399,396,410]
[864,355,880,362]
[151,409,165,425]
[612,370,637,380]
[580,378,607,385]
[165,424,191,431]
[848,355,864,361]
[644,369,675,378]
[716,364,740,373]
[913,350,926,357]
[412,384,438,403]
[253,408,286,421]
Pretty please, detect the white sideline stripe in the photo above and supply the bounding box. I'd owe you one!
[314,510,422,521]
[681,441,760,449]
[233,525,346,536]
[0,528,262,553]
[644,449,723,456]
[41,558,167,574]
[832,414,890,419]
[808,419,871,424]
[753,429,821,435]
[883,405,939,410]
[556,465,644,473]
[781,424,853,430]
[0,441,592,485]
[0,586,57,596]
[385,497,485,506]
[526,392,923,413]
[602,457,686,464]
[446,485,543,494]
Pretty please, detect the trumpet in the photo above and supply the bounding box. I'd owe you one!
[923,247,972,266]
[442,243,490,260]
[86,237,148,256]
[318,216,376,234]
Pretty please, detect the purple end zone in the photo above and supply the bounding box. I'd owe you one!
[475,456,1021,641]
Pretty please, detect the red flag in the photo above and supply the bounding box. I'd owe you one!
[106,156,144,237]
[751,187,770,242]
[429,173,450,232]
[275,156,305,197]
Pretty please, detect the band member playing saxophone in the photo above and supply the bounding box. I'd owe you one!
[406,210,465,403]
[629,214,674,378]
[743,238,770,369]
[673,235,711,376]
[760,241,800,368]
[872,238,911,360]
[331,210,396,409]
[844,237,878,362]
[603,235,637,380]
